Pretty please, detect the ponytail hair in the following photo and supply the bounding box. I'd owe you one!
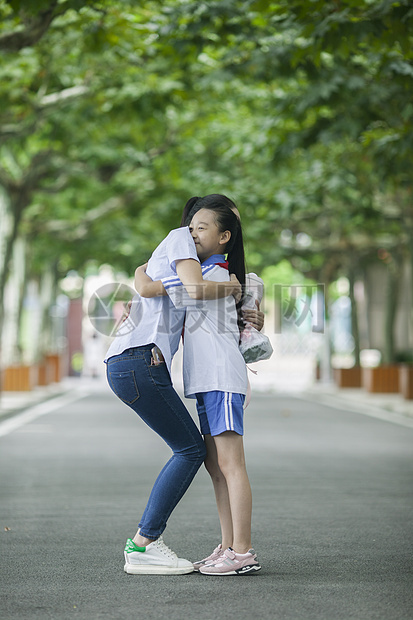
[223,215,246,290]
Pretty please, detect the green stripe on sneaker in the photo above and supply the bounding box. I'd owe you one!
[125,538,146,553]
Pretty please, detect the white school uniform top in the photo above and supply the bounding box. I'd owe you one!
[104,227,199,375]
[162,254,248,399]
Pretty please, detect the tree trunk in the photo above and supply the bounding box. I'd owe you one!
[15,239,28,364]
[37,265,59,358]
[383,252,403,364]
[410,235,413,344]
[318,258,338,382]
[0,192,29,409]
[0,197,26,341]
[348,262,361,366]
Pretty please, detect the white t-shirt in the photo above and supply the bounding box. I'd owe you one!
[104,227,199,374]
[162,254,248,398]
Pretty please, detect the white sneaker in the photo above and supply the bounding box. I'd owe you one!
[124,537,194,575]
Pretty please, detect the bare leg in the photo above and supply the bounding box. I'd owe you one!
[213,431,252,554]
[204,434,234,550]
[132,531,155,547]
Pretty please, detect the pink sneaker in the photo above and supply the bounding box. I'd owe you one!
[199,547,261,576]
[193,544,223,572]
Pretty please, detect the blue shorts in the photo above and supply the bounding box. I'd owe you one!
[196,391,245,437]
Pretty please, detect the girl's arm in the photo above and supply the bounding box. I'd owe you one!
[134,260,241,302]
[134,264,166,297]
[175,259,241,301]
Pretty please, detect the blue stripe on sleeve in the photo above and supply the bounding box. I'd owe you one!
[163,281,183,291]
[162,263,219,290]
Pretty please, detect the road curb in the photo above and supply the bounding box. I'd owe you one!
[298,389,413,429]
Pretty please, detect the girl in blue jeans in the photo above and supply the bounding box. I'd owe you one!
[105,224,241,574]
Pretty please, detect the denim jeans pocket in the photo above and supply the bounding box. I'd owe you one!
[108,369,140,405]
[148,359,172,389]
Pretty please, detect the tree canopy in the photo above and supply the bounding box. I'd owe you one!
[0,0,411,331]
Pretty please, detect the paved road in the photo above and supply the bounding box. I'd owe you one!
[0,381,412,620]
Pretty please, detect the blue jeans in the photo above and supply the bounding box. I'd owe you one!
[106,345,206,540]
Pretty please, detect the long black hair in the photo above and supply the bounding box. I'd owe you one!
[182,194,246,287]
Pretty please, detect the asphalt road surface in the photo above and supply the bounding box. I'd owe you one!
[0,382,412,620]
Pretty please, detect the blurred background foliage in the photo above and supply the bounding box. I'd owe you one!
[0,0,412,363]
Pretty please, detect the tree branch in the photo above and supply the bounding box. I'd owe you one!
[39,85,90,108]
[0,120,38,143]
[0,84,90,144]
[0,2,59,52]
[0,1,107,52]
[40,196,131,240]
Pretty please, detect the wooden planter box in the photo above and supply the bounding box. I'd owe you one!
[45,354,63,383]
[399,365,413,400]
[362,366,400,393]
[333,367,362,388]
[37,358,53,386]
[2,365,38,391]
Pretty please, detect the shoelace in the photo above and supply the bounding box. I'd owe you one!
[153,537,177,559]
